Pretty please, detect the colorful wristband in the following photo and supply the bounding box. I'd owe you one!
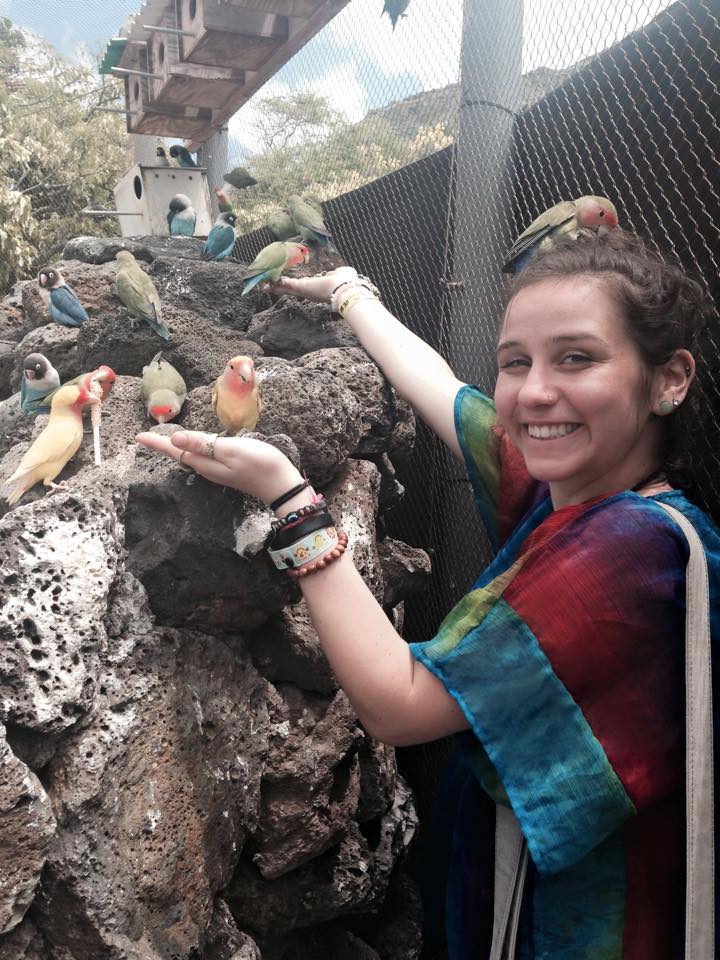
[268,522,340,570]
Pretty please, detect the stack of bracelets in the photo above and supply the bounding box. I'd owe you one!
[329,274,382,320]
[266,481,348,579]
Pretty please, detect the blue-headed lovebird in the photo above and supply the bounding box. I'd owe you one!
[201,211,237,262]
[167,194,196,236]
[169,145,197,168]
[37,267,90,328]
[20,353,60,415]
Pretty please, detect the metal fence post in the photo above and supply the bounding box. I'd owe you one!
[199,126,229,219]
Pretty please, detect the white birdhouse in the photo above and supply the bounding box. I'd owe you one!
[113,164,213,238]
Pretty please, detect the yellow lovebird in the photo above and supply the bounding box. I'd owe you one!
[4,384,99,505]
[211,356,262,434]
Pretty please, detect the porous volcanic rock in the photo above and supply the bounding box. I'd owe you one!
[377,538,432,609]
[251,686,364,879]
[225,777,417,938]
[261,924,381,960]
[0,918,49,959]
[34,628,270,960]
[149,256,270,330]
[62,234,205,265]
[245,298,360,359]
[204,901,261,960]
[0,393,34,462]
[0,724,56,934]
[0,492,124,732]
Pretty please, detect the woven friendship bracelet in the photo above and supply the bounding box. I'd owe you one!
[268,522,340,570]
[338,289,378,320]
[330,277,381,314]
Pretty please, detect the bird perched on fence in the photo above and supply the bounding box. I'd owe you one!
[201,211,237,262]
[115,250,171,341]
[155,142,170,166]
[141,352,187,424]
[223,166,257,190]
[37,267,90,328]
[20,353,60,415]
[267,208,297,242]
[214,186,234,214]
[167,194,196,236]
[382,0,411,30]
[169,144,197,168]
[502,195,619,274]
[3,383,99,505]
[240,241,310,296]
[288,195,337,253]
[212,355,262,434]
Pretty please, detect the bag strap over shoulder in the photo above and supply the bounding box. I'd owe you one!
[655,501,715,960]
[490,501,714,959]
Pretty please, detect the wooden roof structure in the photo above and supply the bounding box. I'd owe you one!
[102,0,349,147]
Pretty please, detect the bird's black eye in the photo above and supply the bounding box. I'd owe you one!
[230,364,234,370]
[599,210,604,217]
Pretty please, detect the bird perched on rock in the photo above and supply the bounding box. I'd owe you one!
[115,250,171,341]
[240,241,309,296]
[212,355,262,434]
[382,0,411,29]
[167,194,196,236]
[201,211,237,262]
[155,142,170,166]
[288,195,337,253]
[214,186,234,214]
[223,166,257,190]
[169,144,197,168]
[4,383,99,504]
[141,352,187,424]
[37,267,90,327]
[20,353,60,415]
[267,208,297,242]
[502,195,619,274]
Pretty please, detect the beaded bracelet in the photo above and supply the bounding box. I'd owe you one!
[269,511,334,550]
[330,277,381,314]
[287,531,349,579]
[270,498,327,535]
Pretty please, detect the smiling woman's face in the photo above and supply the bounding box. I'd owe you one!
[494,277,664,507]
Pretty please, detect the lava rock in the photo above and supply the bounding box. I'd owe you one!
[245,298,360,359]
[62,234,205,264]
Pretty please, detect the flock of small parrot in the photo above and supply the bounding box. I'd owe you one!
[3,168,618,507]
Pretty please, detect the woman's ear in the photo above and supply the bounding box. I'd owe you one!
[652,349,695,412]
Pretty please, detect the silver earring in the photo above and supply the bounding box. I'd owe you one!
[672,397,679,406]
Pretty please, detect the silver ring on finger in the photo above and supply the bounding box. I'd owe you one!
[205,434,218,459]
[178,449,191,469]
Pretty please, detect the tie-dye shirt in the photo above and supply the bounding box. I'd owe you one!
[410,385,720,960]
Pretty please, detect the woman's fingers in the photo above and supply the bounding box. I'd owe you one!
[136,430,238,484]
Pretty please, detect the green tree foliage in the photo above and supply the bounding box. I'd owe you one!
[228,92,454,234]
[0,17,127,292]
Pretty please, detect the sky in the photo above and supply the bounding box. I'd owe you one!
[2,0,673,156]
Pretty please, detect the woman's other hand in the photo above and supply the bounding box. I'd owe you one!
[135,430,302,505]
[262,266,359,303]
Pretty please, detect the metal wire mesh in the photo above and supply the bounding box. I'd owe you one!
[1,0,719,642]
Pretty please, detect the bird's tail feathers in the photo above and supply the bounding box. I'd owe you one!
[4,467,32,505]
[241,271,268,297]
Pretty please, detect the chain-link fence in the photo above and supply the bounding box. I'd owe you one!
[2,0,719,641]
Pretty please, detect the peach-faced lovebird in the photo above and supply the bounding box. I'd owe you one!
[20,353,60,415]
[167,194,196,236]
[288,195,336,252]
[201,211,237,262]
[240,241,309,296]
[267,209,297,242]
[214,186,234,214]
[212,355,262,434]
[382,0,411,30]
[223,166,257,190]
[502,195,619,274]
[141,351,187,424]
[3,383,99,505]
[37,267,89,327]
[115,250,171,341]
[169,144,197,168]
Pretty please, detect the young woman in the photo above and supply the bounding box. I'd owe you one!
[137,231,720,958]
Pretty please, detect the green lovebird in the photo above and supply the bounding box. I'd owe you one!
[266,209,297,242]
[141,351,187,424]
[288,195,337,253]
[240,241,310,297]
[114,250,171,341]
[382,0,411,30]
[502,195,619,274]
[223,166,258,190]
